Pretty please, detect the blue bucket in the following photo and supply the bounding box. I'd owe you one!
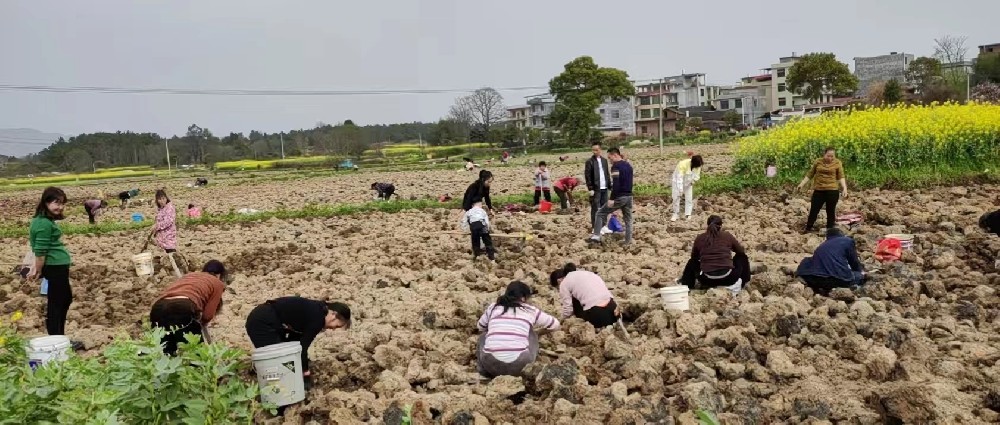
[131,213,144,222]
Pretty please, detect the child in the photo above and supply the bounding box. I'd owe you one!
[460,197,496,262]
[766,162,777,178]
[533,161,551,206]
[187,204,202,219]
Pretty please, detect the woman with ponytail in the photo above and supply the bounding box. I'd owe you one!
[671,152,704,221]
[679,215,750,294]
[475,281,559,378]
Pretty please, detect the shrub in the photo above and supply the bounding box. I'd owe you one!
[0,314,267,424]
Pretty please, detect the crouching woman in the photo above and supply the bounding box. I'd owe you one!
[476,281,559,378]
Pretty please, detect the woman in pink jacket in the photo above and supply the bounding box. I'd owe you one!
[151,189,182,277]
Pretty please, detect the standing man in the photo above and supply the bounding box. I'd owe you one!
[584,142,611,230]
[589,147,633,245]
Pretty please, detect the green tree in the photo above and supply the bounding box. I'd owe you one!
[883,79,903,104]
[974,52,1000,84]
[906,57,943,91]
[786,53,859,102]
[722,110,741,128]
[548,56,635,144]
[920,80,959,104]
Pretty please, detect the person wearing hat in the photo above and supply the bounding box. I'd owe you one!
[149,260,229,355]
[245,296,352,377]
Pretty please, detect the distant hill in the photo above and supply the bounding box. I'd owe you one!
[0,128,65,157]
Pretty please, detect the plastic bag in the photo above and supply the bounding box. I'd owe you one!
[608,215,624,233]
[875,238,902,262]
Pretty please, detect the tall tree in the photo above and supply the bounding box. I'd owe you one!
[883,79,903,104]
[448,88,506,142]
[722,110,741,128]
[934,35,971,96]
[786,53,858,102]
[905,57,943,92]
[548,56,634,144]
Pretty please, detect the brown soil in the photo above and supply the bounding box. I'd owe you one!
[1,159,998,423]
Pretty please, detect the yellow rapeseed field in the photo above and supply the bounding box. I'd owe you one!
[735,103,1000,171]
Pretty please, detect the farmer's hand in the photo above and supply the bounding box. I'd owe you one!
[607,200,615,208]
[588,190,595,197]
[303,370,311,377]
[842,190,849,199]
[25,269,39,281]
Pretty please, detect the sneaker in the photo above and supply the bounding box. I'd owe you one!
[587,235,601,244]
[671,214,679,222]
[684,215,692,221]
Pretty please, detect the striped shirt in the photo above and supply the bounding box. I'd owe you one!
[477,303,559,362]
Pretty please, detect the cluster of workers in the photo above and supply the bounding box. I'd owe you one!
[17,144,1000,384]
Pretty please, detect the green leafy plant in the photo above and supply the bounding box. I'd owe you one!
[401,404,413,425]
[695,408,720,425]
[0,323,268,424]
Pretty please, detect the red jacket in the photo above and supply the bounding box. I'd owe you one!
[554,177,580,191]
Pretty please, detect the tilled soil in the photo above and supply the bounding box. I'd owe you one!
[1,181,998,424]
[0,144,731,228]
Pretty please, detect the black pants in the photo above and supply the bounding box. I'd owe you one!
[590,189,609,228]
[84,205,96,224]
[41,265,72,335]
[800,274,863,296]
[533,189,551,206]
[572,298,619,328]
[680,254,752,289]
[807,190,840,230]
[554,188,570,209]
[378,186,395,200]
[245,304,300,348]
[470,221,495,260]
[150,298,202,355]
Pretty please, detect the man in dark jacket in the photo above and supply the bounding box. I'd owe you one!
[796,228,866,295]
[584,142,612,229]
[589,147,634,245]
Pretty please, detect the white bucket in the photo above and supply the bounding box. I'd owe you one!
[132,252,154,276]
[251,342,305,407]
[26,335,71,370]
[660,285,690,311]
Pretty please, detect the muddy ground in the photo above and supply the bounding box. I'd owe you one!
[1,168,999,423]
[0,144,731,228]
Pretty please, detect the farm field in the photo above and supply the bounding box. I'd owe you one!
[1,137,999,423]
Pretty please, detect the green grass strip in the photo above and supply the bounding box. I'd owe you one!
[1,162,996,239]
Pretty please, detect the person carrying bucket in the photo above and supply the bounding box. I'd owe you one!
[476,281,559,378]
[549,263,619,328]
[588,147,634,246]
[679,215,751,295]
[150,189,182,278]
[533,161,552,206]
[118,188,140,209]
[671,153,704,222]
[245,296,351,378]
[796,228,867,296]
[83,199,108,224]
[552,176,581,211]
[28,187,83,351]
[149,260,228,355]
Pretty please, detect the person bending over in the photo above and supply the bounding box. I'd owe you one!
[149,260,228,355]
[679,215,750,295]
[245,296,351,377]
[796,227,866,295]
[549,263,619,328]
[476,281,559,378]
[371,182,396,201]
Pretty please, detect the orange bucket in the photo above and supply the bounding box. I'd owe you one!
[539,201,553,213]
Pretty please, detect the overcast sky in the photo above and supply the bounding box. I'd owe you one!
[1,0,998,152]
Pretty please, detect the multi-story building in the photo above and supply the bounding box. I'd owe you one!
[765,54,833,111]
[712,82,770,126]
[526,94,556,129]
[505,105,529,129]
[633,74,717,137]
[854,52,914,95]
[596,98,635,136]
[980,43,1000,55]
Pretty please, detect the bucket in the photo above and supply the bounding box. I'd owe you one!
[26,335,71,370]
[132,252,154,276]
[659,285,690,311]
[131,213,144,222]
[252,342,305,407]
[885,234,914,250]
[539,200,553,214]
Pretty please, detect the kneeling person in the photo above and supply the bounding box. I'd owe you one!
[149,260,228,355]
[476,281,559,378]
[245,296,351,377]
[549,263,619,328]
[796,228,866,295]
[680,215,750,295]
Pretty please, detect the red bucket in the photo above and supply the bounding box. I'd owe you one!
[539,201,553,213]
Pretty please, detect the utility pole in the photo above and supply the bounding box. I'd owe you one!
[164,138,172,175]
[280,133,286,159]
[658,77,664,154]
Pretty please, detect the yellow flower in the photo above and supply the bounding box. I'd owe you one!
[11,311,23,322]
[0,336,6,345]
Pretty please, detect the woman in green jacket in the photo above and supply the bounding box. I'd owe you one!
[28,187,76,342]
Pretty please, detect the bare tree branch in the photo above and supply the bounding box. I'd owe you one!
[933,35,969,64]
[449,87,506,134]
